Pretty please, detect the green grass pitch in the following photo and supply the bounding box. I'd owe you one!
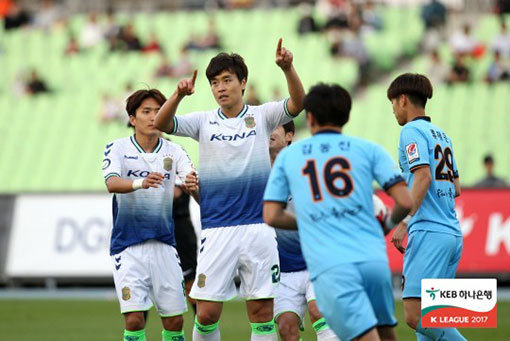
[1,299,508,340]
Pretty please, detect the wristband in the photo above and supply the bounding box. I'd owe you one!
[132,179,143,190]
[403,214,413,224]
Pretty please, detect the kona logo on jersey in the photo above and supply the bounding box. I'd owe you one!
[209,130,256,141]
[124,155,138,160]
[405,143,420,164]
[127,170,171,179]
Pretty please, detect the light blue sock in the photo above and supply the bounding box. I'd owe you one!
[416,320,466,340]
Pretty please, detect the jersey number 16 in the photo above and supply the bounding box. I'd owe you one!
[302,157,354,202]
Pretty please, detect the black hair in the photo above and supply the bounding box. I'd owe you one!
[282,121,295,145]
[483,154,494,164]
[125,89,166,127]
[387,73,433,108]
[206,52,248,85]
[303,83,352,127]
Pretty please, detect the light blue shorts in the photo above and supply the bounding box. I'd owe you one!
[402,229,463,299]
[312,261,397,341]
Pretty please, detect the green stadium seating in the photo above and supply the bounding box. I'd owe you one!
[0,7,429,192]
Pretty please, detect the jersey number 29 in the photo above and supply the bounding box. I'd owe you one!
[302,157,354,201]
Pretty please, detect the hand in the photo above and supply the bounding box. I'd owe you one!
[391,221,408,254]
[275,38,293,71]
[142,172,164,189]
[176,69,197,97]
[184,171,199,192]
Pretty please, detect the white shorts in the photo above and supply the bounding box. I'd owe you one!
[190,223,279,301]
[274,270,316,328]
[111,240,187,316]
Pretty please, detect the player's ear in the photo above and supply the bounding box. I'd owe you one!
[129,114,136,128]
[240,78,247,92]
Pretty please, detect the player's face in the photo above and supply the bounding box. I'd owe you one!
[270,126,293,154]
[130,97,161,137]
[210,71,246,109]
[391,97,406,126]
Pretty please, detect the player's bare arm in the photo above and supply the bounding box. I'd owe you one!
[384,182,413,236]
[154,69,198,133]
[276,38,305,116]
[105,172,164,193]
[184,171,200,203]
[391,166,431,253]
[454,177,461,197]
[263,201,298,230]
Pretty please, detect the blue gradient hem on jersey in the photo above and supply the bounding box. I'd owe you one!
[276,229,307,272]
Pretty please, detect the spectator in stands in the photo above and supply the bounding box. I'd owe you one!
[0,0,12,18]
[154,55,174,78]
[4,1,30,30]
[448,53,470,83]
[80,13,103,49]
[331,20,370,86]
[449,24,478,56]
[246,84,261,106]
[143,32,164,54]
[184,18,221,51]
[474,154,507,187]
[427,49,449,85]
[171,48,193,78]
[104,8,121,40]
[297,2,318,35]
[317,0,351,30]
[121,23,143,51]
[99,93,124,124]
[491,21,510,58]
[421,0,447,30]
[486,50,510,83]
[26,70,50,95]
[65,35,80,56]
[495,0,510,15]
[360,1,383,32]
[33,0,61,31]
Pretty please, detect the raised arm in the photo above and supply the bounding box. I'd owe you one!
[275,38,305,116]
[154,69,197,134]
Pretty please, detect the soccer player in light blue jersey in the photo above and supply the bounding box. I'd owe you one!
[387,74,465,341]
[154,39,306,341]
[103,89,198,341]
[263,83,413,341]
[269,122,339,341]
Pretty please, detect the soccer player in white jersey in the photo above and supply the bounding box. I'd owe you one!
[269,122,339,341]
[154,39,305,341]
[102,89,197,341]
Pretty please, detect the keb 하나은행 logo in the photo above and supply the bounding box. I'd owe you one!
[421,279,497,328]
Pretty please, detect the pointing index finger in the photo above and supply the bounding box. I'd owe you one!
[191,69,198,85]
[276,38,282,55]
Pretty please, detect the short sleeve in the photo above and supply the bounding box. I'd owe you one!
[172,111,204,141]
[372,144,406,191]
[260,98,296,132]
[174,144,196,183]
[400,127,430,172]
[451,142,460,179]
[263,150,291,203]
[102,141,122,181]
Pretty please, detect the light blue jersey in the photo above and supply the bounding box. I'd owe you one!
[398,116,461,236]
[264,130,405,279]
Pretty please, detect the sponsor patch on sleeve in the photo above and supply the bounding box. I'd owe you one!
[405,142,420,164]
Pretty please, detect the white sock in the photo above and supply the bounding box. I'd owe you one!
[192,323,220,341]
[251,332,278,340]
[317,327,341,341]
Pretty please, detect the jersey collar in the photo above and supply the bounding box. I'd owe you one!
[412,116,431,122]
[130,135,162,153]
[314,129,342,135]
[217,104,248,120]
